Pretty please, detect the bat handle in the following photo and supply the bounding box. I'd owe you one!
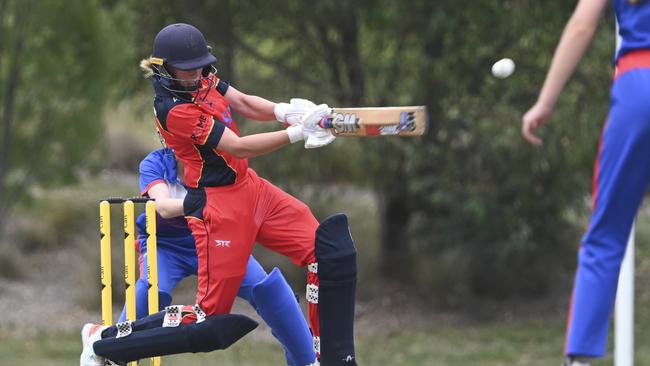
[319,116,333,129]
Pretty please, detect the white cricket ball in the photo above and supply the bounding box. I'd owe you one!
[491,58,515,79]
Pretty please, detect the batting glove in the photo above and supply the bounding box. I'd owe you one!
[274,98,318,126]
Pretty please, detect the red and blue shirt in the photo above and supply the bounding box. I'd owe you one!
[614,0,650,60]
[136,148,196,253]
[152,74,248,189]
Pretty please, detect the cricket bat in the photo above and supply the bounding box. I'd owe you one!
[320,106,428,137]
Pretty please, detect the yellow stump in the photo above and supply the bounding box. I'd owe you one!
[100,198,162,364]
[99,201,112,326]
[146,200,161,366]
[123,200,137,366]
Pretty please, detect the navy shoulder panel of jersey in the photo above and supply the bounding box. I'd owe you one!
[216,79,230,96]
[152,78,193,131]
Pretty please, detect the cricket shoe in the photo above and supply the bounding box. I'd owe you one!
[80,323,108,366]
[562,357,592,366]
[105,359,126,366]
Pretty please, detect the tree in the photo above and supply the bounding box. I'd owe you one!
[0,0,134,241]
[128,0,616,303]
[404,0,613,302]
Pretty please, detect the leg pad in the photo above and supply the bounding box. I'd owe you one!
[315,214,357,365]
[94,314,257,363]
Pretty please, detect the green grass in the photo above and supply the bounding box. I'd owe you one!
[5,318,650,365]
[0,321,568,366]
[0,331,80,366]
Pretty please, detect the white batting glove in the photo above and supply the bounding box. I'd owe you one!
[301,104,336,149]
[274,98,317,126]
[286,124,305,143]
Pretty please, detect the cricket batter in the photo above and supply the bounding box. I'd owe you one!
[81,23,358,366]
[522,1,650,365]
[111,147,317,365]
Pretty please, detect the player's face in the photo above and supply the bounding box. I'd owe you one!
[172,68,203,89]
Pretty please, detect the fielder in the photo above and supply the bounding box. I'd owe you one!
[81,23,357,366]
[522,1,650,365]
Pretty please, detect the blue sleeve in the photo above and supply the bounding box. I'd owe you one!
[139,150,166,195]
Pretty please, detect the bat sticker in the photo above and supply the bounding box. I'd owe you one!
[378,112,417,135]
[327,112,360,133]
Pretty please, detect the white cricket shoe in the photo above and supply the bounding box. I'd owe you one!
[562,357,592,366]
[80,323,108,366]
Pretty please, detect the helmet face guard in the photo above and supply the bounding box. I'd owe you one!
[151,23,218,97]
[150,59,217,95]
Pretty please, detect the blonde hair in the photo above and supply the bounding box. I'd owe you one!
[139,57,164,78]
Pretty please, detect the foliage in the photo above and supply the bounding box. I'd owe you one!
[120,0,617,302]
[404,1,613,302]
[195,0,613,302]
[0,0,136,239]
[1,0,621,302]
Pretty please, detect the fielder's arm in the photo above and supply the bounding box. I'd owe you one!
[147,183,183,218]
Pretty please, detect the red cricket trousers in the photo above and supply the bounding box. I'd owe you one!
[186,168,319,315]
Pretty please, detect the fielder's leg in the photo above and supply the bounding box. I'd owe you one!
[565,69,650,358]
[238,256,313,365]
[309,214,357,365]
[118,278,173,322]
[119,245,186,321]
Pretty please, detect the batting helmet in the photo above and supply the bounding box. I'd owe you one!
[152,23,217,71]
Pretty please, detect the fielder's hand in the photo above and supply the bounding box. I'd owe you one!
[301,104,336,149]
[522,101,553,146]
[274,98,317,126]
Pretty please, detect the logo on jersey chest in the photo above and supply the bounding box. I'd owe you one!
[199,92,233,125]
[190,114,210,143]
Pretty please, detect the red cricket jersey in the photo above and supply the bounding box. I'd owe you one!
[152,75,247,188]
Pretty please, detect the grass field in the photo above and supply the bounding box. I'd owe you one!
[0,320,572,366]
[5,317,650,365]
[6,298,650,366]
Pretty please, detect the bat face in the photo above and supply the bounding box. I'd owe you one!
[322,106,427,137]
